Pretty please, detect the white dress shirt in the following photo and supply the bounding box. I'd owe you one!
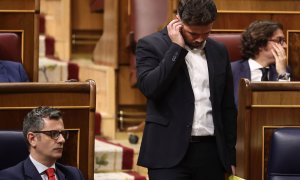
[248,58,268,81]
[248,58,290,81]
[185,42,214,136]
[29,155,58,180]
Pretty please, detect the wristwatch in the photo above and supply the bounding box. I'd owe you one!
[278,72,290,80]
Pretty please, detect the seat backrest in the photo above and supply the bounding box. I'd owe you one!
[209,33,242,62]
[268,128,300,180]
[0,33,22,62]
[0,131,29,170]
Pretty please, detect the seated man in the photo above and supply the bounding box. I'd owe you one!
[0,60,29,82]
[231,20,290,106]
[0,106,84,180]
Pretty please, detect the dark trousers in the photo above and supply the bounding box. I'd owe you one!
[148,137,225,180]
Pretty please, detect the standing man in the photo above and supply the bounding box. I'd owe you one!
[0,106,84,180]
[231,20,290,106]
[136,0,237,179]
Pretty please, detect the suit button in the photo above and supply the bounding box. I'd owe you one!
[171,52,179,62]
[186,124,191,128]
[171,56,176,62]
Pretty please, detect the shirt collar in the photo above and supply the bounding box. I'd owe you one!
[248,58,269,71]
[29,155,56,174]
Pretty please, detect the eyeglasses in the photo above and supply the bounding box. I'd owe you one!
[269,37,286,46]
[32,130,69,140]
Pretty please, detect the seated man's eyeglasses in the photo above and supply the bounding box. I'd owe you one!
[32,130,69,140]
[268,37,286,46]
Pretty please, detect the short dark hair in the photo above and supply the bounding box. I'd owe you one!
[241,20,283,60]
[23,106,63,144]
[177,0,217,25]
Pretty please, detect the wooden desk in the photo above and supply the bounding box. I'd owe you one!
[236,79,300,180]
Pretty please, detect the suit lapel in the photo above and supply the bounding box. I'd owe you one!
[204,42,215,101]
[56,166,66,180]
[269,64,278,80]
[240,60,251,80]
[24,158,43,180]
[183,62,190,79]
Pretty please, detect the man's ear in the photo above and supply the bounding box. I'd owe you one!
[260,46,269,52]
[258,46,265,52]
[27,132,37,147]
[176,14,181,21]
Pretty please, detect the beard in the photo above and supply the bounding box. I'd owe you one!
[183,37,205,49]
[186,41,204,49]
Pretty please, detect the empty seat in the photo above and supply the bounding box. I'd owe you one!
[268,128,300,180]
[0,131,29,170]
[209,33,242,62]
[0,33,22,62]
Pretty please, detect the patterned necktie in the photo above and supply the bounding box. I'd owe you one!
[260,67,269,81]
[45,168,56,180]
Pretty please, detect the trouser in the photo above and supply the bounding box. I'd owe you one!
[148,136,225,180]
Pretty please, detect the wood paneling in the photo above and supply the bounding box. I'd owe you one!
[93,0,119,67]
[0,0,37,10]
[288,31,300,80]
[118,66,146,105]
[76,60,116,138]
[72,0,103,30]
[40,0,71,60]
[89,0,104,12]
[214,0,300,11]
[119,0,131,65]
[214,13,271,30]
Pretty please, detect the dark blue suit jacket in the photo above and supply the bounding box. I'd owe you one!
[136,27,237,173]
[0,158,84,180]
[231,59,279,106]
[0,60,29,82]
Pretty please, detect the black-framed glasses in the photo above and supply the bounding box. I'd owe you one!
[33,130,69,140]
[269,37,286,46]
